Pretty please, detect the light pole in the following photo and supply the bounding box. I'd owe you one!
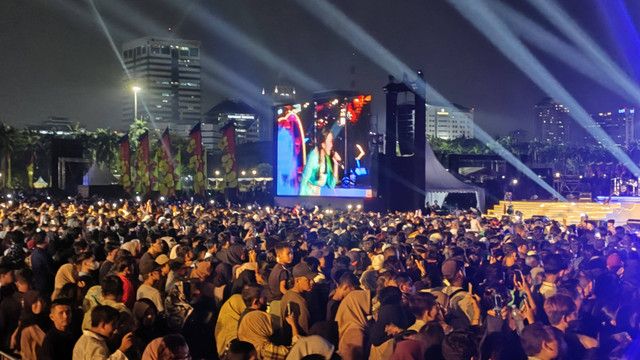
[132,86,141,121]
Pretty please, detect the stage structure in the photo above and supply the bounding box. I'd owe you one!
[274,90,374,209]
[381,72,484,211]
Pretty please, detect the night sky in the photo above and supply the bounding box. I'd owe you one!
[1,0,639,138]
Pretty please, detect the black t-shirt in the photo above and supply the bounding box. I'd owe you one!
[41,327,80,360]
[268,263,289,301]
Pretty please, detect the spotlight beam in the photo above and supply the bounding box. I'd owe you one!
[525,0,640,105]
[446,0,640,180]
[490,1,630,101]
[595,0,640,80]
[85,0,158,130]
[294,0,566,201]
[161,0,324,92]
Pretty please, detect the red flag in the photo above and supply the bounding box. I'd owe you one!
[118,133,132,193]
[158,128,177,196]
[220,123,238,189]
[189,123,205,196]
[135,131,150,194]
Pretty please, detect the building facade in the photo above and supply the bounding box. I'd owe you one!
[204,100,260,153]
[425,103,474,140]
[589,108,635,148]
[121,37,201,130]
[535,97,570,144]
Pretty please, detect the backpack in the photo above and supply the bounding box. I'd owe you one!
[443,288,471,330]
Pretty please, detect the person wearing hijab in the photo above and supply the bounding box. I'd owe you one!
[141,334,190,360]
[120,240,141,258]
[230,269,257,296]
[237,284,299,360]
[132,299,166,353]
[215,293,247,357]
[189,261,214,300]
[335,289,372,360]
[15,291,51,360]
[285,335,335,360]
[52,252,96,300]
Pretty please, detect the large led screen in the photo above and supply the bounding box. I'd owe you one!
[275,92,373,198]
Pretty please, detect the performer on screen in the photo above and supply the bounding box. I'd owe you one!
[299,127,341,196]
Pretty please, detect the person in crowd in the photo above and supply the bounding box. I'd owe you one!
[139,236,165,277]
[42,298,80,360]
[215,293,247,357]
[72,305,133,360]
[100,241,120,286]
[140,333,190,360]
[238,283,299,360]
[53,252,97,300]
[82,275,130,330]
[137,266,164,312]
[31,231,55,294]
[520,323,559,360]
[280,261,316,338]
[4,195,640,360]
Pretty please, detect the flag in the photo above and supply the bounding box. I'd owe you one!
[203,147,208,191]
[118,134,132,193]
[220,123,238,190]
[27,153,34,189]
[188,123,205,196]
[135,131,150,194]
[158,128,177,197]
[175,146,182,191]
[151,145,160,192]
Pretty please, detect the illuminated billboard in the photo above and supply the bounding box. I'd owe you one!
[275,91,373,198]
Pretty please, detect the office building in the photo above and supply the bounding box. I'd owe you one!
[590,107,635,147]
[535,97,570,144]
[426,103,474,140]
[121,37,201,129]
[204,100,260,153]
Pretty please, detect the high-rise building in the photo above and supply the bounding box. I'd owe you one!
[426,103,474,140]
[121,37,201,130]
[535,98,570,144]
[590,107,635,147]
[264,85,296,106]
[204,100,261,153]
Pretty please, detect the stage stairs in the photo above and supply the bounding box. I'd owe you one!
[486,201,621,225]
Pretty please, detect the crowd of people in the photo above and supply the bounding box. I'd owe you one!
[0,198,639,360]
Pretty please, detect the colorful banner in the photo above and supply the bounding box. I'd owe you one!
[118,134,132,193]
[27,153,34,189]
[220,123,238,190]
[175,146,182,191]
[158,128,177,197]
[135,131,150,194]
[188,123,205,196]
[151,145,160,192]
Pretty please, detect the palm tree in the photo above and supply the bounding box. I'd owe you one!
[129,119,148,148]
[0,123,17,189]
[92,128,119,168]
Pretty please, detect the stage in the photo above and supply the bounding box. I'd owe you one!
[486,196,640,225]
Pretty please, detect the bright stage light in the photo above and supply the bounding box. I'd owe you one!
[295,0,567,201]
[447,0,640,180]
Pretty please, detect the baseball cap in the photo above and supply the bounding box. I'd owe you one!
[292,262,317,280]
[154,254,170,266]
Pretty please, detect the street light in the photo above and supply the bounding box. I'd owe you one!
[132,86,141,121]
[251,169,257,175]
[215,170,220,176]
[241,170,246,176]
